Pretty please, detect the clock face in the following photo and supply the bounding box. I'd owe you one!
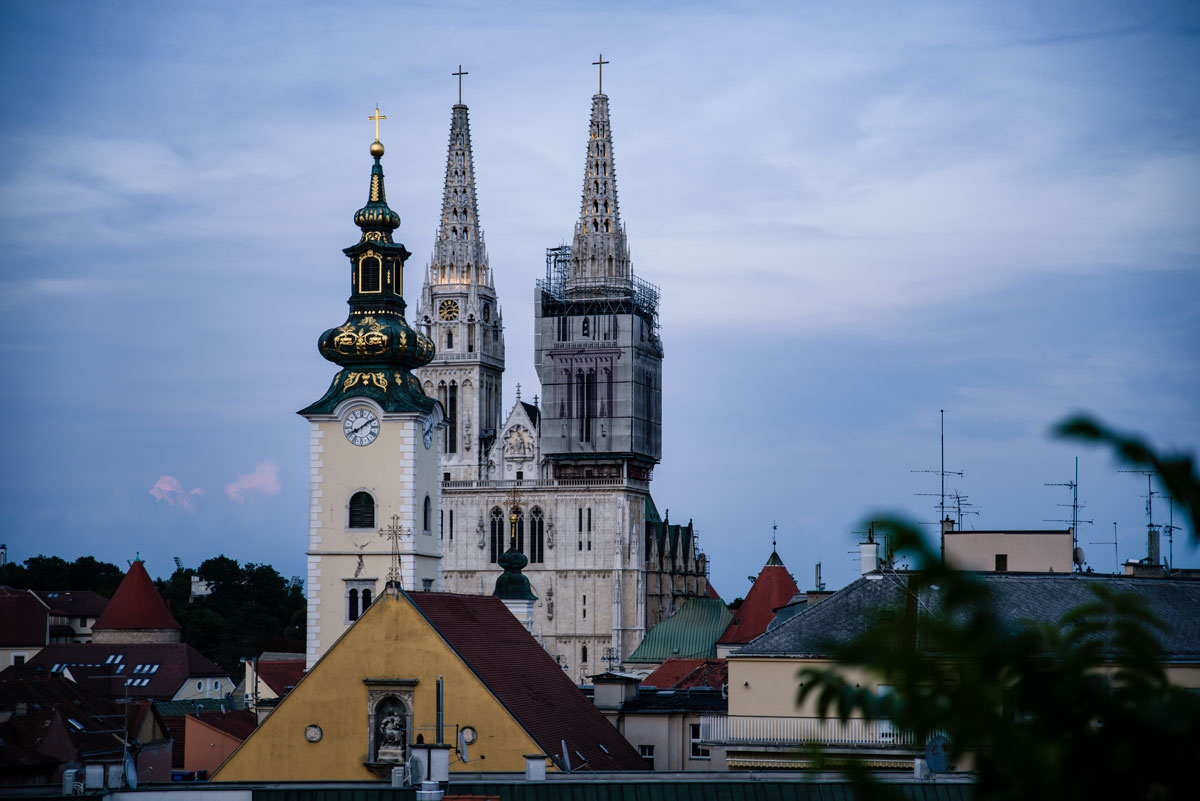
[439,299,460,321]
[481,303,491,322]
[343,408,380,446]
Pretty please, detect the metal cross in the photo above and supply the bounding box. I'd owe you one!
[369,106,387,141]
[452,65,468,104]
[592,54,609,93]
[379,514,405,585]
[601,647,620,671]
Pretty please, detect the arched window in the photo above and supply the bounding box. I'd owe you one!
[514,507,525,555]
[349,491,375,529]
[446,381,458,454]
[581,645,588,664]
[446,330,453,349]
[605,220,611,233]
[489,507,504,563]
[359,256,381,293]
[348,588,359,621]
[530,508,545,563]
[423,494,432,533]
[463,228,468,240]
[362,588,372,608]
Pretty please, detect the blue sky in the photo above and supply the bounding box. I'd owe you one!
[0,1,1197,596]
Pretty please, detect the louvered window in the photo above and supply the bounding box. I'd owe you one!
[349,491,375,529]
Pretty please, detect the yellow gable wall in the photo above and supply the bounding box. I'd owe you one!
[214,591,545,781]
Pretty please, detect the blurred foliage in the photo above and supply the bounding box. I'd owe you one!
[796,415,1200,800]
[156,556,305,676]
[0,554,125,597]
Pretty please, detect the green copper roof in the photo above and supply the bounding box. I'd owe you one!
[765,549,784,566]
[494,544,537,601]
[645,495,662,525]
[626,597,732,664]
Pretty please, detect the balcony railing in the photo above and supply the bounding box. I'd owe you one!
[442,477,649,491]
[701,715,918,748]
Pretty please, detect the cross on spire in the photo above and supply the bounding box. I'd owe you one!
[379,514,405,585]
[369,105,387,141]
[452,65,468,104]
[592,53,609,94]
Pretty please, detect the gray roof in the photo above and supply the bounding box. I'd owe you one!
[736,572,1200,662]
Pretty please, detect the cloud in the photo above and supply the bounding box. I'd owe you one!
[149,476,205,512]
[225,463,281,504]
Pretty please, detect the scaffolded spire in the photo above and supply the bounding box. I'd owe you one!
[429,98,490,289]
[570,88,631,288]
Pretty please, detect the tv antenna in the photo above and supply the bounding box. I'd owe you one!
[1090,522,1119,575]
[1163,496,1180,572]
[1120,470,1161,565]
[912,410,962,561]
[1045,457,1093,567]
[173,556,183,571]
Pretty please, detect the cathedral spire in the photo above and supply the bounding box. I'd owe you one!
[570,85,630,287]
[429,97,490,289]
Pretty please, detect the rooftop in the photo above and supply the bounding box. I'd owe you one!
[92,560,180,632]
[626,598,732,664]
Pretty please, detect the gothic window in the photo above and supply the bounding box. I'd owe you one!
[605,367,613,418]
[467,322,475,353]
[446,382,458,454]
[449,509,454,540]
[604,200,609,213]
[593,180,599,193]
[592,219,599,232]
[578,507,583,551]
[456,134,463,146]
[592,199,598,213]
[359,256,382,293]
[348,491,375,529]
[587,506,592,551]
[423,494,432,533]
[581,644,588,664]
[446,330,453,349]
[463,228,469,240]
[452,228,458,241]
[605,220,611,233]
[452,209,458,221]
[530,508,544,563]
[489,507,503,563]
[576,369,588,441]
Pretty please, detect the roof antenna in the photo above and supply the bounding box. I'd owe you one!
[1046,457,1093,571]
[912,410,962,561]
[1090,523,1119,574]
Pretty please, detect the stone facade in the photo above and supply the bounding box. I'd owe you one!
[435,92,707,682]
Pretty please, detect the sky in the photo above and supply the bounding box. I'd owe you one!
[0,1,1197,599]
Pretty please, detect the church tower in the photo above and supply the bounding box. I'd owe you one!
[299,119,444,668]
[415,85,504,481]
[534,90,663,481]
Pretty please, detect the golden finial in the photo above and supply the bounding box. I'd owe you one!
[369,105,387,157]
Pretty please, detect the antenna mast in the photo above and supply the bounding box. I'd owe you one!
[1045,457,1093,570]
[1090,523,1119,575]
[1120,470,1160,565]
[912,409,962,562]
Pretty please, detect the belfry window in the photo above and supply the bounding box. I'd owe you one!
[489,507,504,563]
[359,256,382,293]
[467,322,475,352]
[446,382,458,454]
[348,491,375,529]
[446,330,453,349]
[422,494,432,534]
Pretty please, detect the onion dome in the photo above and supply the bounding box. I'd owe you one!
[494,543,537,602]
[299,131,439,417]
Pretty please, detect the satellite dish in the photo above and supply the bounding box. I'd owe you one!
[458,731,469,763]
[925,735,950,773]
[405,754,424,786]
[124,754,138,790]
[1074,547,1086,566]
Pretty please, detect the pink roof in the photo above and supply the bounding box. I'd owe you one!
[256,659,305,696]
[717,551,799,645]
[93,561,180,631]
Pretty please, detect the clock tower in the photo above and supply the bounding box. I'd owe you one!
[414,90,505,482]
[299,121,444,668]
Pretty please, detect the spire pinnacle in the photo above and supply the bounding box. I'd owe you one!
[592,53,609,94]
[569,89,630,287]
[452,65,468,105]
[427,101,490,288]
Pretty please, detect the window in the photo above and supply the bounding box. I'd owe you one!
[581,645,588,664]
[689,723,710,759]
[530,508,545,563]
[446,330,454,349]
[489,507,504,563]
[347,581,373,623]
[422,579,434,591]
[639,744,655,769]
[996,554,1008,572]
[348,491,375,529]
[198,680,204,691]
[449,509,454,540]
[514,507,525,555]
[362,589,372,608]
[13,655,25,665]
[215,680,221,692]
[423,494,432,533]
[348,588,360,621]
[587,507,592,550]
[359,256,382,293]
[468,322,475,352]
[446,382,458,453]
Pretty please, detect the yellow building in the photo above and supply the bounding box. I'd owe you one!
[214,586,644,781]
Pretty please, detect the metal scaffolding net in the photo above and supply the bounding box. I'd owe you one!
[536,245,660,331]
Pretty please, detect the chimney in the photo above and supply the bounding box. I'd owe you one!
[860,541,879,576]
[1147,525,1161,566]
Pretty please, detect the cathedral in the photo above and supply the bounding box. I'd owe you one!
[301,75,709,678]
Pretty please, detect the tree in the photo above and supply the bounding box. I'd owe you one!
[0,554,124,597]
[156,556,305,676]
[796,414,1200,800]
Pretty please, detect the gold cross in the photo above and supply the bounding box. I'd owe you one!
[452,65,468,104]
[592,54,609,93]
[369,106,386,141]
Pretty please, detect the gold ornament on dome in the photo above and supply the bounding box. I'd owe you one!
[332,317,389,356]
[343,371,388,391]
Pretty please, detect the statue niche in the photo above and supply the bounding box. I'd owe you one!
[373,695,409,763]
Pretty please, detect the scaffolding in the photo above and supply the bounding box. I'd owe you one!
[536,244,660,331]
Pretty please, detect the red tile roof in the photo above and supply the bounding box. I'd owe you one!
[717,550,799,645]
[641,658,728,690]
[23,642,228,701]
[194,708,257,740]
[34,590,109,619]
[93,561,180,631]
[407,591,645,772]
[705,580,723,601]
[256,659,305,696]
[0,589,49,647]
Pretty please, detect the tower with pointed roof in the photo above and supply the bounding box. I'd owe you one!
[299,123,445,668]
[91,560,181,644]
[534,90,663,478]
[414,92,505,481]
